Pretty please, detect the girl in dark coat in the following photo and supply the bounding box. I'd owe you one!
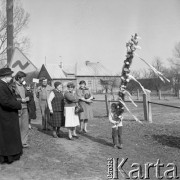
[0,68,22,164]
[25,84,37,129]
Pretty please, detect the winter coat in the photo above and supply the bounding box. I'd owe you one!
[0,80,22,156]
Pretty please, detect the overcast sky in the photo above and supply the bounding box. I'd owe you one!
[22,0,180,73]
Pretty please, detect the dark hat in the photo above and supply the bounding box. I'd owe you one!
[67,81,75,88]
[79,80,86,85]
[0,68,14,77]
[14,71,26,80]
[54,81,61,88]
[39,77,47,81]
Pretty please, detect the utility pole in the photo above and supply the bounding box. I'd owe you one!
[6,0,14,67]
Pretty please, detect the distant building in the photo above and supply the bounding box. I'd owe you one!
[38,61,120,92]
[38,64,76,88]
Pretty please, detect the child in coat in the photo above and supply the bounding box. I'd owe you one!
[25,84,36,129]
[109,102,124,149]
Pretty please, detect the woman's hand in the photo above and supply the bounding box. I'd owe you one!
[50,110,53,114]
[86,99,93,103]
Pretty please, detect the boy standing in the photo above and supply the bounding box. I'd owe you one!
[109,102,124,149]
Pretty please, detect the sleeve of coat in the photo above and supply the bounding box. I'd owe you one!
[47,91,55,112]
[0,86,22,110]
[76,89,82,99]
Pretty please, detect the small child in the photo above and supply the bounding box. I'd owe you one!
[109,102,124,149]
[25,84,37,129]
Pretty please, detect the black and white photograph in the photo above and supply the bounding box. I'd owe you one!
[0,0,180,179]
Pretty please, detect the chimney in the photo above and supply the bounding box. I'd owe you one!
[59,62,63,68]
[85,61,90,66]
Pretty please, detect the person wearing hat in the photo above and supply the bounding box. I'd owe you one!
[14,71,30,148]
[36,77,53,130]
[64,82,79,140]
[0,68,22,164]
[76,80,94,133]
[48,81,64,138]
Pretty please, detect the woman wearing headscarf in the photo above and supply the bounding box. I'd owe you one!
[48,82,64,138]
[64,82,79,140]
[76,80,94,133]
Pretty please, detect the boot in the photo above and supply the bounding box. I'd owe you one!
[112,128,118,148]
[118,126,123,148]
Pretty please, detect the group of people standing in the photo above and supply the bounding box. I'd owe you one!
[0,67,94,164]
[37,79,93,140]
[0,68,36,164]
[0,66,124,165]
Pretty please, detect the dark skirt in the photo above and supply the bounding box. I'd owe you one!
[0,151,22,164]
[27,101,36,119]
[28,107,36,119]
[48,111,65,128]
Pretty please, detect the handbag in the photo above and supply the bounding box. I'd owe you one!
[75,103,84,114]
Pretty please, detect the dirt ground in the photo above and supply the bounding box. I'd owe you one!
[1,96,180,180]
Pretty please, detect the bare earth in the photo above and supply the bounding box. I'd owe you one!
[0,96,180,180]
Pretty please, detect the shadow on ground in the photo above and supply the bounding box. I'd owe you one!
[152,134,180,149]
[78,130,113,147]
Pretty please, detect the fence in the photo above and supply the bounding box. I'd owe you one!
[93,94,146,121]
[93,92,180,123]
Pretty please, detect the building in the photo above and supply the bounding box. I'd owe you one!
[38,61,120,92]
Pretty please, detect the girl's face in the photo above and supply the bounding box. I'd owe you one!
[68,87,74,92]
[26,86,31,91]
[57,84,63,91]
[80,83,86,88]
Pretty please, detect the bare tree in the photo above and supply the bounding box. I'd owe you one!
[0,0,30,67]
[167,42,180,95]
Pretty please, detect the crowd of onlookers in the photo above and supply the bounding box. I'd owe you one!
[0,67,94,164]
[0,67,124,164]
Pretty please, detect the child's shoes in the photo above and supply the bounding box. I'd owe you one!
[118,144,123,149]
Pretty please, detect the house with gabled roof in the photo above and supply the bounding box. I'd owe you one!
[38,61,120,92]
[63,61,120,92]
[37,64,76,87]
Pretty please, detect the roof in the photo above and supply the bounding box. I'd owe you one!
[38,64,75,80]
[45,64,66,79]
[63,61,113,76]
[38,61,115,80]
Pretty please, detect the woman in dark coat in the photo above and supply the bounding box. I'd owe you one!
[0,68,22,164]
[47,82,64,138]
[25,84,37,129]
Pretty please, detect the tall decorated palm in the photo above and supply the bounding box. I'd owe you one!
[118,34,169,123]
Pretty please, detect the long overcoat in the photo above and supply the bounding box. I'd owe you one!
[26,90,36,119]
[0,80,22,157]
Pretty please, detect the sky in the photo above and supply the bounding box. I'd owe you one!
[22,0,180,73]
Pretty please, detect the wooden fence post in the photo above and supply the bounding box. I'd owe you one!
[105,94,109,117]
[143,93,148,121]
[143,93,152,122]
[178,90,180,99]
[158,90,161,100]
[137,89,140,100]
[148,93,152,123]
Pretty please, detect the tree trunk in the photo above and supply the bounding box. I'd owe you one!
[6,0,14,67]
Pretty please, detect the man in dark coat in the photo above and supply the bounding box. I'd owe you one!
[0,68,22,164]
